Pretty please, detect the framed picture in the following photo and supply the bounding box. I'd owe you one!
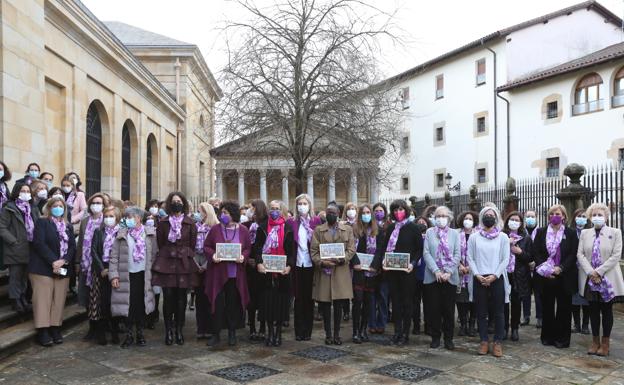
[356,253,375,271]
[262,254,287,273]
[383,252,410,271]
[320,243,346,259]
[216,243,241,261]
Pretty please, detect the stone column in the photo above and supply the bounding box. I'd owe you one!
[349,170,358,204]
[328,169,336,203]
[307,171,314,200]
[468,184,482,212]
[370,176,379,204]
[215,169,223,199]
[237,169,245,205]
[444,190,453,212]
[503,177,520,217]
[259,169,268,202]
[556,164,594,217]
[281,169,289,205]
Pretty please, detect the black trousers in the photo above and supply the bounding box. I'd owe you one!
[387,271,416,337]
[213,279,242,333]
[424,282,456,342]
[319,299,347,337]
[352,289,372,335]
[195,285,211,335]
[247,269,264,333]
[589,301,614,337]
[162,287,188,329]
[540,278,572,346]
[504,273,521,330]
[474,277,505,342]
[294,267,314,338]
[412,280,424,329]
[127,272,145,329]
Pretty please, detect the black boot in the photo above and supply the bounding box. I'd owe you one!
[37,328,53,347]
[95,320,107,345]
[165,324,174,346]
[175,293,186,345]
[265,324,273,347]
[458,321,467,336]
[581,310,590,335]
[503,328,509,341]
[82,320,96,341]
[360,324,369,342]
[49,326,63,344]
[228,329,237,346]
[207,332,221,347]
[511,328,519,341]
[136,327,146,346]
[274,324,282,346]
[189,291,196,311]
[121,329,134,348]
[468,319,477,337]
[175,326,185,346]
[110,319,120,344]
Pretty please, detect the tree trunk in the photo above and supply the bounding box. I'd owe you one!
[294,166,305,197]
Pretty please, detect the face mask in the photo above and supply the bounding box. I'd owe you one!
[482,216,496,228]
[19,192,31,202]
[37,190,48,199]
[240,214,249,223]
[171,201,184,213]
[592,216,606,228]
[346,209,357,219]
[270,210,281,220]
[51,206,64,217]
[297,204,309,215]
[149,207,159,216]
[104,217,116,227]
[408,215,415,222]
[192,212,202,222]
[125,218,136,229]
[576,217,587,227]
[374,211,385,221]
[395,210,406,222]
[326,213,338,225]
[28,170,39,178]
[145,218,155,227]
[525,217,536,227]
[508,220,521,231]
[220,214,231,225]
[91,203,103,214]
[0,171,4,179]
[70,176,78,185]
[245,208,254,219]
[158,208,167,218]
[415,223,427,233]
[52,194,64,200]
[361,213,372,223]
[435,217,448,228]
[429,216,435,225]
[62,186,72,194]
[463,219,474,229]
[549,215,563,226]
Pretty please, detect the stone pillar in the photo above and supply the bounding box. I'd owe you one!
[502,177,519,217]
[237,169,245,205]
[281,169,289,205]
[328,170,336,203]
[556,164,594,218]
[259,169,268,203]
[215,169,223,198]
[370,176,379,204]
[307,172,314,200]
[468,184,482,212]
[349,170,358,204]
[444,190,452,211]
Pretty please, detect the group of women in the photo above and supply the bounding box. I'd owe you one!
[0,161,621,359]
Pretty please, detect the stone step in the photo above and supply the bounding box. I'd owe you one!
[0,293,77,330]
[0,303,86,361]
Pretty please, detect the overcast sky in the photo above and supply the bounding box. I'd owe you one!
[81,0,624,80]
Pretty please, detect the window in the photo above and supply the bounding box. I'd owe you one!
[401,135,409,153]
[476,58,486,85]
[435,126,444,142]
[477,116,486,132]
[546,157,560,177]
[121,123,131,201]
[435,75,444,99]
[477,168,486,184]
[546,101,558,119]
[573,73,603,115]
[85,102,102,197]
[619,148,624,170]
[401,177,409,191]
[436,173,444,188]
[613,67,624,107]
[400,87,410,109]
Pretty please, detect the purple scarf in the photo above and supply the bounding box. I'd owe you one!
[53,218,68,258]
[434,226,454,272]
[386,219,408,252]
[82,215,103,287]
[262,225,280,254]
[66,191,76,207]
[102,225,119,263]
[507,231,523,273]
[196,222,211,253]
[300,215,314,242]
[459,230,473,286]
[15,199,34,241]
[479,226,500,240]
[168,214,184,243]
[248,222,259,245]
[537,225,564,278]
[587,229,615,302]
[355,229,377,277]
[128,225,146,263]
[0,183,7,207]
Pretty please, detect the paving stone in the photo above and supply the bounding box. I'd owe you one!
[525,363,604,384]
[456,361,523,384]
[372,362,440,383]
[594,376,624,385]
[550,354,621,375]
[25,355,112,383]
[209,363,280,383]
[291,345,350,362]
[408,350,471,371]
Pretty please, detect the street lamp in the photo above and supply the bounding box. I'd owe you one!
[445,172,461,192]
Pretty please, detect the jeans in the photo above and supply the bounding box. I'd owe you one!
[369,280,389,329]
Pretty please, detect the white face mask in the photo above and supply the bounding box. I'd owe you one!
[240,214,249,223]
[592,215,606,228]
[435,217,448,228]
[91,203,103,214]
[104,217,116,227]
[463,219,474,229]
[245,208,254,219]
[62,186,72,194]
[19,192,31,202]
[508,220,521,231]
[37,190,48,199]
[149,207,159,216]
[346,209,357,219]
[408,215,415,222]
[297,204,309,215]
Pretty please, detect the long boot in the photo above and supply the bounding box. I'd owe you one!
[265,322,274,347]
[175,294,186,346]
[135,326,146,346]
[458,320,467,337]
[228,329,237,346]
[581,308,590,335]
[597,337,610,356]
[95,320,107,345]
[120,327,134,348]
[468,318,477,337]
[82,320,96,341]
[274,323,282,346]
[572,306,581,333]
[110,318,120,344]
[207,331,221,347]
[588,336,601,355]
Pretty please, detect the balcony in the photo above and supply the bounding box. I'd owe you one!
[612,94,624,108]
[572,99,603,115]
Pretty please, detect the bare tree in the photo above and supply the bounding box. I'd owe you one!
[217,0,404,195]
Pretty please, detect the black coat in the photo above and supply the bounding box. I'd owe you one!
[352,229,384,288]
[0,201,40,265]
[29,217,76,278]
[374,222,423,274]
[533,226,578,295]
[90,226,109,274]
[253,218,296,290]
[505,230,533,298]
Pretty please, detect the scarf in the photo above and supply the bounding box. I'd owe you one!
[587,229,615,302]
[66,191,76,207]
[263,217,285,255]
[386,219,408,252]
[82,215,103,287]
[354,229,377,277]
[537,225,564,278]
[249,222,259,245]
[15,199,34,241]
[434,226,454,272]
[0,183,7,207]
[459,230,473,287]
[102,225,119,263]
[507,231,523,273]
[479,226,500,240]
[300,215,314,242]
[167,214,184,243]
[53,218,68,259]
[128,225,146,264]
[196,222,211,253]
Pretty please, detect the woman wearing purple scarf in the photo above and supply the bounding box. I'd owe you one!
[533,204,578,349]
[577,203,624,357]
[0,182,39,314]
[455,211,478,337]
[245,199,269,342]
[0,161,11,209]
[423,206,461,350]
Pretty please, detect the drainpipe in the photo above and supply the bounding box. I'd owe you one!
[174,58,182,191]
[496,91,510,179]
[484,45,498,189]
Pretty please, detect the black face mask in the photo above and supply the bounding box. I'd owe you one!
[482,216,496,228]
[171,202,184,213]
[326,213,338,225]
[415,223,427,234]
[320,216,327,224]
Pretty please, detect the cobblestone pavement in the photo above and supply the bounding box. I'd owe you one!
[1,310,623,385]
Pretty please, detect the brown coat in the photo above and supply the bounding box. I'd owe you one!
[151,215,200,288]
[310,222,355,302]
[108,227,157,317]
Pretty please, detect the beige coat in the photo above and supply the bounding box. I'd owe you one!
[577,226,624,299]
[108,227,157,317]
[310,223,355,302]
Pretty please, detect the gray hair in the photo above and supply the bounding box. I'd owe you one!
[124,206,145,218]
[434,206,454,222]
[479,205,503,229]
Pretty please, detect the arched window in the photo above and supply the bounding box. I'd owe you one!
[146,134,158,202]
[121,123,131,200]
[613,67,624,107]
[86,102,102,197]
[573,73,603,115]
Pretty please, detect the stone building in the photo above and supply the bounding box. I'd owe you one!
[0,0,221,206]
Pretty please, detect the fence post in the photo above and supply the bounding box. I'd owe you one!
[408,196,417,208]
[556,163,595,218]
[468,184,481,212]
[503,177,519,217]
[444,190,452,211]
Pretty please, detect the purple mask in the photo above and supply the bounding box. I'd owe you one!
[550,215,563,226]
[375,211,385,221]
[270,210,281,220]
[220,214,231,225]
